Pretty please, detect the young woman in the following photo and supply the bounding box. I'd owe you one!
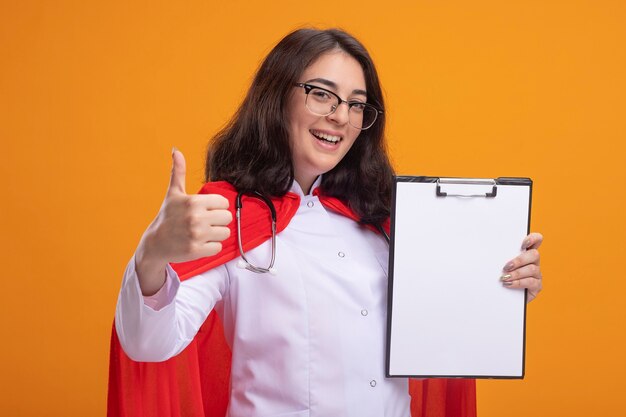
[110,28,543,417]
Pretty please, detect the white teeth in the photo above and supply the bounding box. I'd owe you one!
[311,130,341,143]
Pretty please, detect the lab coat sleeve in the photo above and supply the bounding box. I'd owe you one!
[114,254,229,362]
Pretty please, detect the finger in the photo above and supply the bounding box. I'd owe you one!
[167,147,187,196]
[187,213,232,242]
[500,263,541,282]
[522,232,543,250]
[205,225,231,242]
[205,209,233,227]
[194,208,232,228]
[195,241,224,258]
[189,193,230,210]
[503,248,540,271]
[502,276,542,293]
[191,224,231,243]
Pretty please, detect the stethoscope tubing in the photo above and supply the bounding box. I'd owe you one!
[236,191,278,274]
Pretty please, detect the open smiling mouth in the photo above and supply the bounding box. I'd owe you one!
[310,129,343,144]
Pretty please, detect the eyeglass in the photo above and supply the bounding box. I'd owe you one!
[294,83,383,130]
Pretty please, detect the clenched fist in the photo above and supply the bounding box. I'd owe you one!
[135,148,233,295]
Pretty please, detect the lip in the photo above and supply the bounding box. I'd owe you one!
[309,129,344,148]
[309,128,344,138]
[309,130,343,150]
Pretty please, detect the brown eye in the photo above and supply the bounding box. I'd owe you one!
[350,102,366,113]
[310,88,332,102]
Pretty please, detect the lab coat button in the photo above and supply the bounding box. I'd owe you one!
[338,251,345,258]
[370,379,377,387]
[361,309,368,316]
[307,201,314,208]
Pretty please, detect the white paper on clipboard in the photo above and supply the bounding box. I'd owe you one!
[386,176,532,378]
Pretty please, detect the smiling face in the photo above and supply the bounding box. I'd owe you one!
[286,50,367,194]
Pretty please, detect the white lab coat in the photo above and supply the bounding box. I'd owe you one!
[115,179,411,417]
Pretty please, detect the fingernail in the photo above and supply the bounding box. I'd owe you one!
[172,146,178,155]
[500,274,512,282]
[503,281,513,287]
[504,261,515,272]
[522,238,531,249]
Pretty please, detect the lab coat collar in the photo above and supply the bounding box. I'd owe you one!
[289,176,322,198]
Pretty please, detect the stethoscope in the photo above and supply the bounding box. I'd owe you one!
[235,191,390,275]
[235,191,278,274]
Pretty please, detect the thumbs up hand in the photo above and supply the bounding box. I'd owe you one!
[134,148,233,295]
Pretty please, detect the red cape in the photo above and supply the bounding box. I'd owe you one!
[108,181,476,417]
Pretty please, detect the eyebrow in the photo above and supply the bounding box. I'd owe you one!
[304,78,367,97]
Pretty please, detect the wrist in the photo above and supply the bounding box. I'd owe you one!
[136,229,164,268]
[135,231,169,296]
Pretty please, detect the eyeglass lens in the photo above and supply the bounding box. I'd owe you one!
[305,87,378,130]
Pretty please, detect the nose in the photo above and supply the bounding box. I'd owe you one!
[327,101,350,126]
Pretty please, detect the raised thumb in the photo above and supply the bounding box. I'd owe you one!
[167,147,187,195]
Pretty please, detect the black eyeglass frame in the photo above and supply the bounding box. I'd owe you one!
[294,83,384,130]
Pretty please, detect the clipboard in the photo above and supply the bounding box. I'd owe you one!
[386,176,532,379]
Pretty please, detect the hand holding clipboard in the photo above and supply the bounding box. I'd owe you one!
[386,177,543,379]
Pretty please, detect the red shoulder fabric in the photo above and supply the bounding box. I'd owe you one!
[108,183,476,417]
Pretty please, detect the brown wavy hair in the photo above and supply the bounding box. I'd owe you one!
[205,28,393,225]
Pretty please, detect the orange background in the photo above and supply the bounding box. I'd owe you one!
[1,1,625,416]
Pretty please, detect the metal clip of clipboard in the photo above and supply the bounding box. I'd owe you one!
[436,178,498,198]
